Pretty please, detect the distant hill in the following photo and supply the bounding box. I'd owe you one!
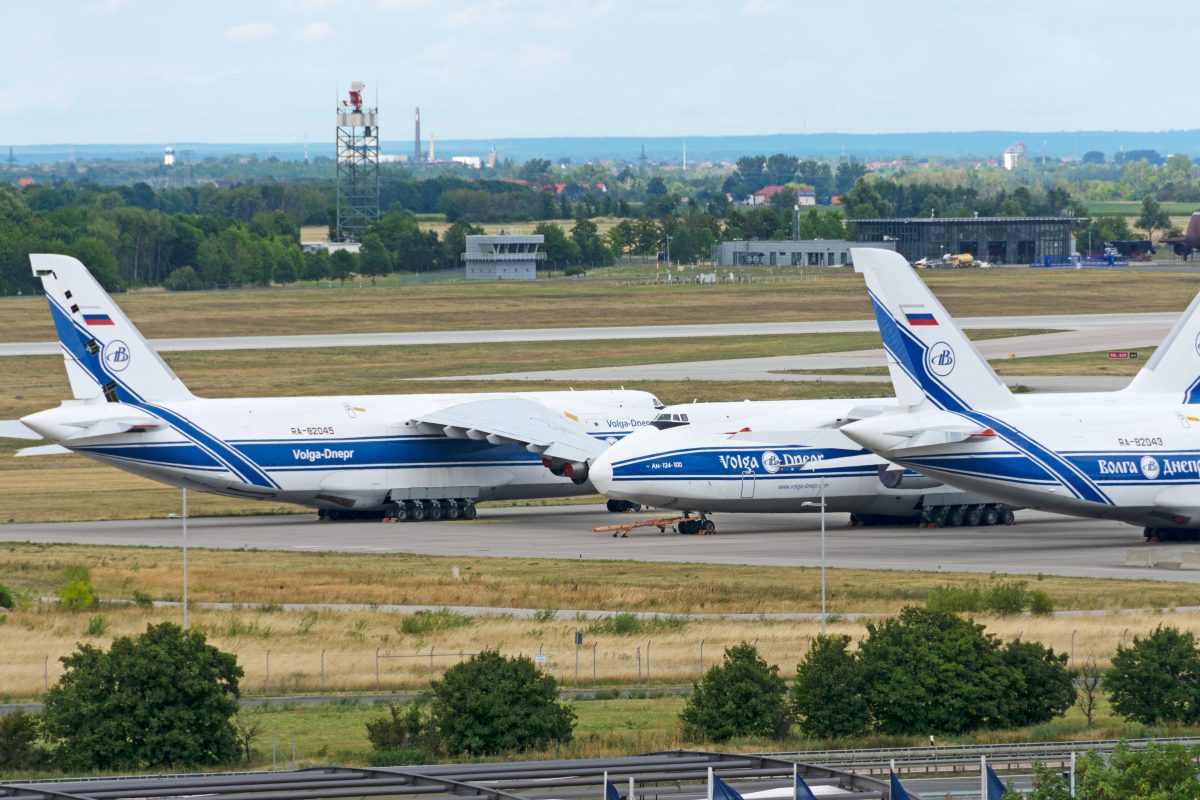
[6,129,1199,165]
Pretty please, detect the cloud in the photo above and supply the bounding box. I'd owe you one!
[741,0,780,15]
[296,20,335,40]
[376,0,437,9]
[515,41,569,70]
[87,0,129,14]
[223,22,279,42]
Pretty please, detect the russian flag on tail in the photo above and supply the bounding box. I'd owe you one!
[902,305,938,326]
[83,313,114,326]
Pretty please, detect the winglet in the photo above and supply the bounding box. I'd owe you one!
[852,247,1016,412]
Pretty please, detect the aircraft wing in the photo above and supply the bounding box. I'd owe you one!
[410,398,606,464]
[0,420,43,440]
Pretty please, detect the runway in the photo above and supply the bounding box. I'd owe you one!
[0,311,1177,357]
[1,505,1188,582]
[416,325,1158,390]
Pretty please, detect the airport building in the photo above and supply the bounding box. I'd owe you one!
[713,239,895,267]
[463,234,545,280]
[853,216,1077,264]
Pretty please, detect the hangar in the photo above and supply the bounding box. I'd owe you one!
[853,216,1077,264]
[713,239,895,267]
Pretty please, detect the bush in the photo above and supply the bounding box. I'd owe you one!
[1106,625,1200,725]
[164,266,201,291]
[131,590,154,608]
[586,613,687,636]
[84,615,109,636]
[60,565,98,612]
[1001,640,1075,726]
[399,608,472,636]
[680,642,789,742]
[858,607,1021,735]
[790,635,869,739]
[0,709,47,772]
[41,622,243,771]
[925,580,1054,615]
[366,703,438,758]
[0,583,13,610]
[430,650,575,755]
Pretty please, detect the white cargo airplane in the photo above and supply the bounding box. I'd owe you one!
[588,398,1015,534]
[839,247,1200,541]
[2,255,661,520]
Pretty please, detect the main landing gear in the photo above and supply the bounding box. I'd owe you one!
[606,499,643,513]
[677,515,717,535]
[318,499,478,522]
[1144,527,1200,542]
[917,503,1015,528]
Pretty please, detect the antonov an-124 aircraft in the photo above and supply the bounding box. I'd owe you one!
[841,247,1200,541]
[2,255,661,520]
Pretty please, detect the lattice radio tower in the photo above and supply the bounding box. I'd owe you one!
[335,81,380,242]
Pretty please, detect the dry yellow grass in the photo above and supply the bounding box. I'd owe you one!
[1,602,1193,699]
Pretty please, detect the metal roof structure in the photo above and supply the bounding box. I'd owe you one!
[0,751,902,800]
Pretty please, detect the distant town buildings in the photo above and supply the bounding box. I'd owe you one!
[1002,142,1027,170]
[744,184,816,206]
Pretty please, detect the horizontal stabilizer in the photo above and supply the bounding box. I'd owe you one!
[411,397,606,464]
[16,444,71,457]
[0,420,43,440]
[63,418,162,440]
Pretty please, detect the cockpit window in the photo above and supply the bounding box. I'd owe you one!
[651,412,690,430]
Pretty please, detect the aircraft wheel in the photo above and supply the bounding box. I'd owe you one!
[626,502,642,513]
[946,506,965,527]
[965,505,984,527]
[463,501,477,520]
[981,506,1000,526]
[427,501,443,521]
[1000,509,1016,525]
[606,499,623,513]
[679,520,696,535]
[702,520,716,534]
[446,501,460,520]
[393,503,409,522]
[410,501,426,522]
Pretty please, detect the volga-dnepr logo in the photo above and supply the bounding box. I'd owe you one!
[102,339,131,372]
[1140,455,1161,481]
[926,341,956,377]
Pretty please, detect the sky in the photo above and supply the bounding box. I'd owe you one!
[0,0,1197,144]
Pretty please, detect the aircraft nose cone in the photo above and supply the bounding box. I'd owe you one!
[589,452,615,495]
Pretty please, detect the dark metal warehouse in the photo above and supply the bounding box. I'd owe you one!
[853,217,1077,264]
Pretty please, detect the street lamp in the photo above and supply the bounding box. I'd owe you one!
[665,235,672,270]
[182,487,189,629]
[802,485,828,636]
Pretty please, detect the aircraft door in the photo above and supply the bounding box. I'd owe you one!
[740,468,755,499]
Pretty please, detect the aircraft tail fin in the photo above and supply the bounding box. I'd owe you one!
[1125,287,1200,402]
[30,254,193,403]
[852,247,1016,413]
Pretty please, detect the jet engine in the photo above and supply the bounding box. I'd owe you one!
[878,465,943,491]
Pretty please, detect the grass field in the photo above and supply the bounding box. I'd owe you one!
[4,268,1200,343]
[3,542,1200,698]
[1086,201,1197,217]
[781,347,1154,379]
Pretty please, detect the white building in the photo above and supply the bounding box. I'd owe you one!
[463,234,544,280]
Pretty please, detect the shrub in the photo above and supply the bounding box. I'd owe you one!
[533,608,558,623]
[164,266,201,291]
[925,580,1054,615]
[60,565,98,612]
[984,581,1030,615]
[366,703,437,760]
[399,608,472,636]
[1027,590,1055,615]
[1001,640,1074,726]
[0,583,13,610]
[790,635,869,739]
[586,613,688,636]
[84,615,109,636]
[1106,625,1200,724]
[431,650,575,755]
[131,590,154,608]
[926,584,983,613]
[680,642,789,742]
[0,709,47,771]
[41,622,243,771]
[858,607,1021,735]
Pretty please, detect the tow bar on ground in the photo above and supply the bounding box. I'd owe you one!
[592,516,716,537]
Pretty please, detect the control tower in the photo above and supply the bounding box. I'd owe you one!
[335,81,380,242]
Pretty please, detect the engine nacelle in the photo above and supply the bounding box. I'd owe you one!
[563,461,590,485]
[879,466,942,491]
